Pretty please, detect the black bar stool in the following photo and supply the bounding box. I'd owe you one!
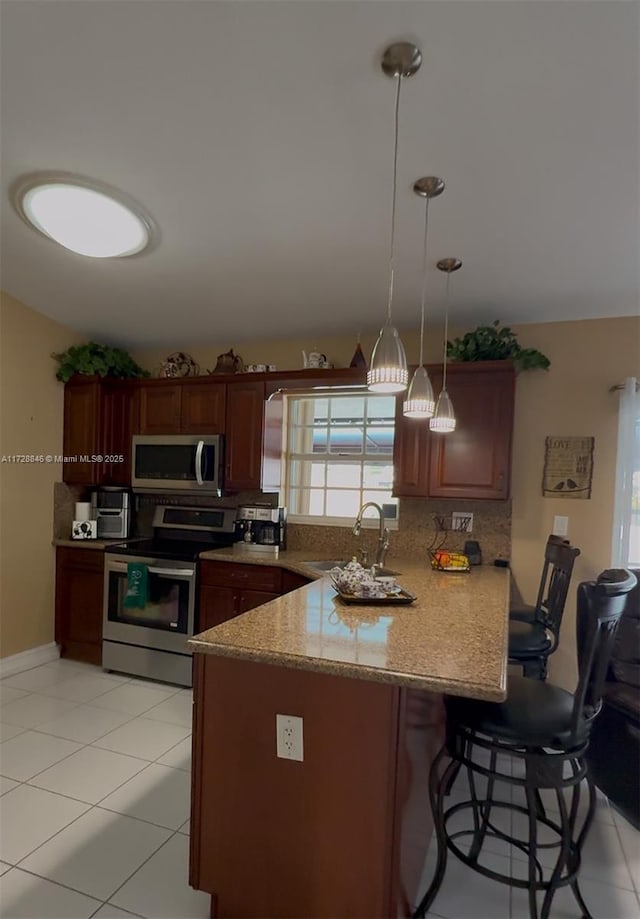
[508,539,580,679]
[510,535,571,623]
[414,569,637,919]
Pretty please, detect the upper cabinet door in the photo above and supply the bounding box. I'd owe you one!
[224,381,265,491]
[137,384,182,434]
[427,366,515,499]
[100,382,137,485]
[181,382,226,434]
[392,388,432,498]
[63,379,101,485]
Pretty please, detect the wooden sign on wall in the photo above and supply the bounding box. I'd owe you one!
[542,436,594,499]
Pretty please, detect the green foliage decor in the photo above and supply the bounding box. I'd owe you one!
[52,342,150,383]
[447,320,550,371]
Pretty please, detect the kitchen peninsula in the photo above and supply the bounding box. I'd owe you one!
[189,552,509,918]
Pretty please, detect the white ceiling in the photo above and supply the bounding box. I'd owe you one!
[1,0,638,348]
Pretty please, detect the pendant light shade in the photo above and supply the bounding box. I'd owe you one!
[403,176,444,419]
[430,257,462,434]
[368,42,422,395]
[368,320,409,393]
[430,388,456,432]
[403,364,435,416]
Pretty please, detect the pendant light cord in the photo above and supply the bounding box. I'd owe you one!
[442,271,451,390]
[419,197,430,366]
[386,74,402,322]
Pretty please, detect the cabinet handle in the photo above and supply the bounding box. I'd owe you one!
[230,571,249,580]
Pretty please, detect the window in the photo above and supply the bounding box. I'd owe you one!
[285,392,398,524]
[612,377,640,568]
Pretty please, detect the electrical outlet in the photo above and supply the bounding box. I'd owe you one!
[276,714,304,762]
[452,512,474,533]
[553,515,569,537]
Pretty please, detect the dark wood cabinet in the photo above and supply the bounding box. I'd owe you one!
[224,380,265,491]
[198,561,284,633]
[427,365,514,499]
[199,586,237,632]
[393,362,515,500]
[181,383,226,434]
[137,383,182,434]
[281,569,312,594]
[237,589,280,613]
[62,379,101,485]
[100,381,137,485]
[190,655,443,917]
[55,547,104,665]
[137,380,226,435]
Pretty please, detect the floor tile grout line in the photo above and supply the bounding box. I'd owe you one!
[610,812,640,897]
[103,825,187,912]
[3,699,191,782]
[92,798,190,834]
[0,863,105,908]
[16,731,190,811]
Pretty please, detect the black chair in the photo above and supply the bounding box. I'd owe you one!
[414,569,637,919]
[508,539,580,679]
[510,535,571,623]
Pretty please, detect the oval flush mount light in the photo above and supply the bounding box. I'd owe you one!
[12,172,157,258]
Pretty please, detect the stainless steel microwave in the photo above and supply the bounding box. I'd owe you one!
[131,434,224,494]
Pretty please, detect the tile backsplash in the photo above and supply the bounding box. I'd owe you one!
[287,497,511,566]
[54,483,510,565]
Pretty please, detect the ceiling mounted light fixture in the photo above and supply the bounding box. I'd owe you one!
[430,257,462,434]
[367,42,422,394]
[403,176,445,419]
[12,172,157,258]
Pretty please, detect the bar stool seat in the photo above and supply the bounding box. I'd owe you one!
[508,621,553,656]
[446,675,586,749]
[510,603,536,622]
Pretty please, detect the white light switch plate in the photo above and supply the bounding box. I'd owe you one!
[552,515,569,537]
[276,714,304,762]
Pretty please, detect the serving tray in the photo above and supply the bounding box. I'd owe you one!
[332,586,417,606]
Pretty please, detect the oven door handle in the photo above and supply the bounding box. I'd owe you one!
[195,440,204,486]
[107,562,194,578]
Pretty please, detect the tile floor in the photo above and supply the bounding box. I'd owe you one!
[1,658,638,919]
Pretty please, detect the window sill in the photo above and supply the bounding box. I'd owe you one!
[287,515,399,531]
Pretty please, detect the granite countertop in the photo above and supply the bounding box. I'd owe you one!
[52,538,124,549]
[192,549,510,701]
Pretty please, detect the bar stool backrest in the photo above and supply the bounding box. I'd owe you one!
[534,539,581,641]
[570,569,637,744]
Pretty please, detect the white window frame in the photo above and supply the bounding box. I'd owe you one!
[283,389,399,529]
[611,377,640,568]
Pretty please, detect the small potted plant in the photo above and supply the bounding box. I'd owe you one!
[447,320,550,371]
[52,342,150,382]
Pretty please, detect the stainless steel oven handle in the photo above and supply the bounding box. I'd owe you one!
[195,440,204,486]
[108,562,194,578]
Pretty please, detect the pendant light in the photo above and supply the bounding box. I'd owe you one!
[367,42,422,394]
[430,257,462,433]
[403,176,444,418]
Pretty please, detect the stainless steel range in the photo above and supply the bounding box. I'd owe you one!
[103,505,236,687]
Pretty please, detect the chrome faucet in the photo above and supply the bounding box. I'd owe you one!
[352,502,390,569]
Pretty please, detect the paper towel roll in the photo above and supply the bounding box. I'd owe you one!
[75,502,91,522]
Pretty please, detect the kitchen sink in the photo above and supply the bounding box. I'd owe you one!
[306,559,400,577]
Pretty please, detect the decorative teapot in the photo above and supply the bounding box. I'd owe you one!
[211,348,244,375]
[302,350,329,369]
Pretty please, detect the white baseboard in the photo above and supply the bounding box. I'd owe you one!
[0,642,60,679]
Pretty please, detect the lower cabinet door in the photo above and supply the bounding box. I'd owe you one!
[55,548,104,665]
[237,590,280,613]
[198,586,237,632]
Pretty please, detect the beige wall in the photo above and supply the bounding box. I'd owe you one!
[511,316,639,687]
[134,315,640,690]
[0,292,82,659]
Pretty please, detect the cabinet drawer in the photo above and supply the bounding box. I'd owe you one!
[200,561,282,593]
